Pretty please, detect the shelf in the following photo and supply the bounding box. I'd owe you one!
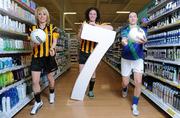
[103,59,121,74]
[145,73,180,89]
[114,41,121,44]
[147,0,170,14]
[14,0,35,14]
[0,64,30,74]
[106,53,113,56]
[7,79,49,118]
[112,54,121,59]
[70,54,78,56]
[148,21,180,33]
[0,8,34,25]
[112,50,121,53]
[0,50,32,54]
[0,28,28,37]
[0,64,70,118]
[0,76,31,94]
[106,57,121,64]
[145,44,180,48]
[7,93,33,118]
[130,79,180,118]
[54,65,70,79]
[148,5,180,24]
[145,57,180,66]
[0,112,6,118]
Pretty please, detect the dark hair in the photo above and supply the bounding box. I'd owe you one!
[85,7,100,23]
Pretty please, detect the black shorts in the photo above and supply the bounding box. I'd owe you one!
[31,56,58,73]
[79,51,91,64]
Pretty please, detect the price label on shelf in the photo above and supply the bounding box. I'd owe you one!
[167,108,175,117]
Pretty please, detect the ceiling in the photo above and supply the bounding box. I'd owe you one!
[34,0,150,34]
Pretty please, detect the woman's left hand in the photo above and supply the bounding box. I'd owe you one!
[50,48,55,56]
[136,36,147,44]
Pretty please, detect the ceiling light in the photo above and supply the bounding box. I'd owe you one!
[102,22,111,25]
[64,12,77,15]
[74,22,83,25]
[116,11,130,14]
[64,28,73,30]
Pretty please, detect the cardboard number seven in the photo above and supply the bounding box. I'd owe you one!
[71,24,116,101]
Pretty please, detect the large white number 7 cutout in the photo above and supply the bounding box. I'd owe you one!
[71,24,116,101]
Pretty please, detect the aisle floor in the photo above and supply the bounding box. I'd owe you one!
[15,61,168,118]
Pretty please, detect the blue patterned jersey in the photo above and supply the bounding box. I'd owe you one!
[121,25,147,60]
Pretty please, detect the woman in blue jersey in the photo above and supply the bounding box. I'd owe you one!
[121,12,147,116]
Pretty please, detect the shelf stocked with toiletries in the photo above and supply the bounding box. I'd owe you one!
[103,27,122,73]
[0,1,70,117]
[56,33,71,74]
[0,0,36,117]
[144,0,180,117]
[69,39,79,63]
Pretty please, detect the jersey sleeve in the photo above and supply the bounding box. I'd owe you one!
[121,27,128,39]
[27,26,33,40]
[52,25,60,40]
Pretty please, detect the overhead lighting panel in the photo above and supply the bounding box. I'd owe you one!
[64,12,77,15]
[74,22,83,25]
[116,11,130,14]
[64,28,73,30]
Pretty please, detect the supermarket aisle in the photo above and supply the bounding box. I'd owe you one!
[15,61,167,118]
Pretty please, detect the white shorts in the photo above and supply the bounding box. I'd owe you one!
[121,58,144,77]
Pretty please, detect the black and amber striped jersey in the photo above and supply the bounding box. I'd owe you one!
[80,40,96,53]
[29,24,59,58]
[80,21,100,53]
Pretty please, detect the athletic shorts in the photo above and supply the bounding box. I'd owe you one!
[31,56,58,73]
[79,51,91,64]
[121,58,144,77]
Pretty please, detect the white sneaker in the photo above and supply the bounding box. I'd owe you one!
[132,104,139,116]
[30,101,43,115]
[122,88,128,98]
[49,93,55,104]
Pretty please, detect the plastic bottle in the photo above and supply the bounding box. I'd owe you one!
[6,96,10,112]
[17,85,23,100]
[0,37,4,51]
[2,97,6,112]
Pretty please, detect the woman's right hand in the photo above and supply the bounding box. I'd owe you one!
[121,38,128,46]
[30,41,39,47]
[89,22,96,26]
[32,43,39,47]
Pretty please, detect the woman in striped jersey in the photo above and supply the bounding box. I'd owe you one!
[78,7,113,98]
[28,7,59,115]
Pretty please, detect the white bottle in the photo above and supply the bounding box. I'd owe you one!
[0,37,4,51]
[0,0,3,9]
[22,83,27,99]
[17,85,23,100]
[2,97,6,112]
[0,14,3,28]
[11,1,14,12]
[5,16,9,30]
[7,0,11,11]
[14,3,17,14]
[4,0,8,11]
[6,97,11,112]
